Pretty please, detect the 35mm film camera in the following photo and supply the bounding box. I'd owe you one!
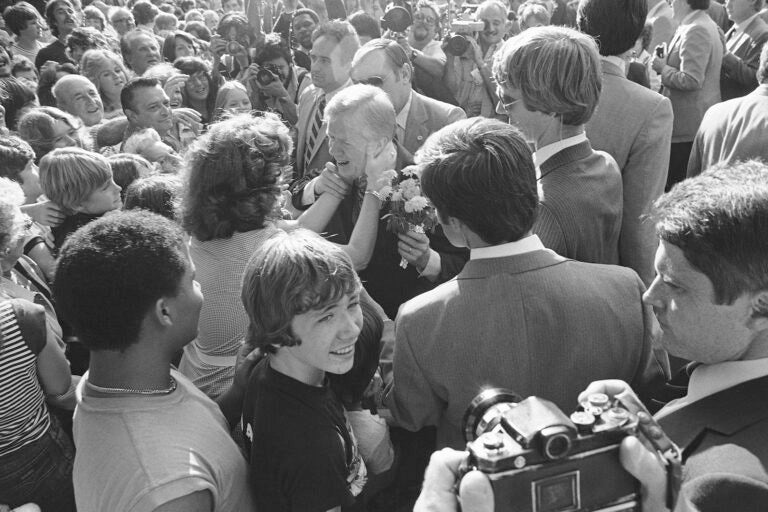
[461,388,682,512]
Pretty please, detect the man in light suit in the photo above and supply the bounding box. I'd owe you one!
[688,44,768,176]
[580,0,674,286]
[582,161,768,511]
[384,118,667,450]
[721,0,768,100]
[349,38,465,162]
[652,0,723,190]
[294,20,359,180]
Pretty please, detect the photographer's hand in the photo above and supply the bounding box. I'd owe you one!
[210,35,227,63]
[414,448,494,512]
[164,74,188,101]
[466,35,483,65]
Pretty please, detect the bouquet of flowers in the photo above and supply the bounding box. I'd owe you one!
[378,167,439,269]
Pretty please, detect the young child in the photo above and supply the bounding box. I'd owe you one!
[38,147,122,252]
[241,229,369,511]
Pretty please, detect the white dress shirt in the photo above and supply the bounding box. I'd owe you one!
[533,132,588,169]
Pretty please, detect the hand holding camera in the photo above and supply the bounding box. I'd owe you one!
[245,63,289,100]
[652,43,667,74]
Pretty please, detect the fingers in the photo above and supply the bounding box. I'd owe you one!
[459,470,495,512]
[619,436,669,512]
[576,379,631,404]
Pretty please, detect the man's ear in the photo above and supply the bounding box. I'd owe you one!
[751,291,768,326]
[125,107,138,125]
[154,297,174,327]
[401,62,412,83]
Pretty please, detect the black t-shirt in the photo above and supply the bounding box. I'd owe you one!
[34,40,73,70]
[242,359,367,512]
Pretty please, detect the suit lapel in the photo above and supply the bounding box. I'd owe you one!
[657,375,768,457]
[404,93,429,154]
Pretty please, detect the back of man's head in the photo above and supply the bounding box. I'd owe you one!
[576,0,647,57]
[417,118,537,246]
[0,135,34,182]
[326,83,396,145]
[53,209,188,351]
[650,160,768,305]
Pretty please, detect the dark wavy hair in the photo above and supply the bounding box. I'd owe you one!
[173,56,219,123]
[181,112,292,241]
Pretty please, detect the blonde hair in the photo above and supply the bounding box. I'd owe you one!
[80,49,129,95]
[493,26,601,125]
[39,147,113,214]
[213,81,250,120]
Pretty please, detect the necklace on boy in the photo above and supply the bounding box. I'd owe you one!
[86,376,178,396]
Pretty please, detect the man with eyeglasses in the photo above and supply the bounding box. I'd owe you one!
[109,7,136,37]
[35,0,79,70]
[350,39,464,161]
[395,0,446,83]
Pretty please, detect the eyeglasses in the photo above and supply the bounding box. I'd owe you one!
[496,85,521,112]
[413,13,437,25]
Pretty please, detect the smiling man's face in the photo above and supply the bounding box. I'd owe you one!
[57,76,104,127]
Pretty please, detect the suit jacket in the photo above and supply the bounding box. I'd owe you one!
[661,10,724,142]
[294,82,349,179]
[687,84,768,177]
[657,375,768,511]
[586,59,672,285]
[721,16,768,100]
[402,92,465,158]
[534,140,623,265]
[385,248,667,449]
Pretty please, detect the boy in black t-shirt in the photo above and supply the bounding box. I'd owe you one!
[240,229,368,512]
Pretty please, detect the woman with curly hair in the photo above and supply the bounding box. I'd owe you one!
[177,112,390,397]
[173,56,220,125]
[80,49,129,119]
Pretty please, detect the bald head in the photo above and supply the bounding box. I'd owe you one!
[53,75,104,127]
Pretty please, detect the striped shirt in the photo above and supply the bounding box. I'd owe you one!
[0,299,49,456]
[179,226,281,398]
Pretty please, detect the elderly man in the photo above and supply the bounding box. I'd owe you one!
[35,0,78,69]
[109,7,136,37]
[580,0,674,286]
[721,0,768,100]
[688,44,768,176]
[121,28,162,77]
[52,74,103,127]
[580,160,768,512]
[444,0,506,117]
[384,117,666,450]
[293,20,359,180]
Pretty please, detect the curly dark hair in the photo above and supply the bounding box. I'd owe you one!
[180,112,292,241]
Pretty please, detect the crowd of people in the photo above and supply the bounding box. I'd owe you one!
[0,0,767,510]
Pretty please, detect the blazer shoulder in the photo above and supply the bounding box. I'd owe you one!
[413,91,465,121]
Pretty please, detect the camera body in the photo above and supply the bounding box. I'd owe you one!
[444,20,484,56]
[463,389,680,512]
[256,63,282,86]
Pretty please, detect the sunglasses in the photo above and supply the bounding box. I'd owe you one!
[413,13,437,25]
[352,72,393,87]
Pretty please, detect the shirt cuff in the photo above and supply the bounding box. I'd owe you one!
[418,249,441,281]
[302,177,318,206]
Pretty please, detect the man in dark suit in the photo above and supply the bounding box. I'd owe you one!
[721,0,768,100]
[582,160,768,511]
[294,20,359,180]
[580,0,674,286]
[384,118,667,450]
[688,44,768,177]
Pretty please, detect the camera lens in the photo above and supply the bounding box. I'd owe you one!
[446,35,469,56]
[462,388,522,443]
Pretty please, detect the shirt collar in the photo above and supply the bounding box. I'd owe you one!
[470,234,545,261]
[324,78,353,101]
[685,359,768,404]
[734,11,761,34]
[601,55,627,75]
[533,132,588,168]
[396,91,413,133]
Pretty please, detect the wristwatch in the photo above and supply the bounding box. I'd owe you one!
[411,50,418,62]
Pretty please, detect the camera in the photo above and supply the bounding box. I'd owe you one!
[380,6,412,33]
[655,43,667,59]
[256,63,282,86]
[444,20,484,56]
[227,40,244,55]
[461,388,682,512]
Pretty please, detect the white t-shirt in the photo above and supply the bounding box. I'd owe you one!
[73,370,255,512]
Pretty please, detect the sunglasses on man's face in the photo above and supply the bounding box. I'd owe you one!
[351,71,394,88]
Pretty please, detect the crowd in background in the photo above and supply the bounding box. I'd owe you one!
[0,0,767,510]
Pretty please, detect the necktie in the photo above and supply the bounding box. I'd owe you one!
[303,94,326,176]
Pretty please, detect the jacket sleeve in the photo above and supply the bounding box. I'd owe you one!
[721,32,768,88]
[661,24,715,91]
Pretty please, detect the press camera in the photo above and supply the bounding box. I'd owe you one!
[461,388,682,512]
[444,20,484,56]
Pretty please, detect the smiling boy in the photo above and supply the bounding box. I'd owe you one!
[240,229,368,512]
